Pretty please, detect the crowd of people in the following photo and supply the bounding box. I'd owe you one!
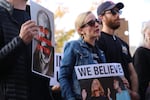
[0,0,149,100]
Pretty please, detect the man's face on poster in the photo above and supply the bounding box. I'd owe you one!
[37,11,51,65]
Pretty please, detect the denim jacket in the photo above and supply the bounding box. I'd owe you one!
[58,38,106,100]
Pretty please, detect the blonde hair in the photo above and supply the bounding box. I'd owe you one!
[91,79,105,97]
[141,20,150,45]
[75,11,92,36]
[141,20,150,38]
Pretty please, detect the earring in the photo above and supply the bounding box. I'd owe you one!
[81,35,84,39]
[81,32,84,34]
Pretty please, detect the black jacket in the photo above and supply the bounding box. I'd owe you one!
[0,0,52,100]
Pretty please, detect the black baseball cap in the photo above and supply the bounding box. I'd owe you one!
[97,1,124,16]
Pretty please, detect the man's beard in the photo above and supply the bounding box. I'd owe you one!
[107,20,120,30]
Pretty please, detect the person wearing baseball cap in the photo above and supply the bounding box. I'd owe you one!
[97,1,124,16]
[96,1,140,100]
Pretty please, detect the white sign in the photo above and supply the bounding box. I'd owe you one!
[30,0,55,78]
[50,53,62,85]
[75,63,124,80]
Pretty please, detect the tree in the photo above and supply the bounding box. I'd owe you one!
[54,5,75,53]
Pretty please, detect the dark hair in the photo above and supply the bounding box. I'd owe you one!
[26,5,30,16]
[113,77,126,90]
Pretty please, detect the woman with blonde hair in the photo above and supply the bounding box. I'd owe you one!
[91,79,105,97]
[89,79,111,100]
[133,20,150,100]
[58,11,106,100]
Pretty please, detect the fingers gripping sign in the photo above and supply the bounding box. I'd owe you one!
[19,20,39,44]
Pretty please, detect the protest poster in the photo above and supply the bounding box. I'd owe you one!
[50,53,62,86]
[30,0,55,78]
[75,63,131,100]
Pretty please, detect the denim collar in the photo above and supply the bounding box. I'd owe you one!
[78,38,89,49]
[78,38,98,50]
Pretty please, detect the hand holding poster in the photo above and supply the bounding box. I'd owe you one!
[30,0,55,78]
[75,63,131,100]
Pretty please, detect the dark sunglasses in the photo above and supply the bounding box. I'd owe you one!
[103,9,122,15]
[80,19,101,28]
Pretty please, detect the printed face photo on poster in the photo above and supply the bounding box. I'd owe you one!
[33,9,54,78]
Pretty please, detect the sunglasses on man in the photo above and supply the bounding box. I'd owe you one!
[80,19,101,28]
[103,9,122,15]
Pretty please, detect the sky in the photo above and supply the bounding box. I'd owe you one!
[30,0,150,48]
